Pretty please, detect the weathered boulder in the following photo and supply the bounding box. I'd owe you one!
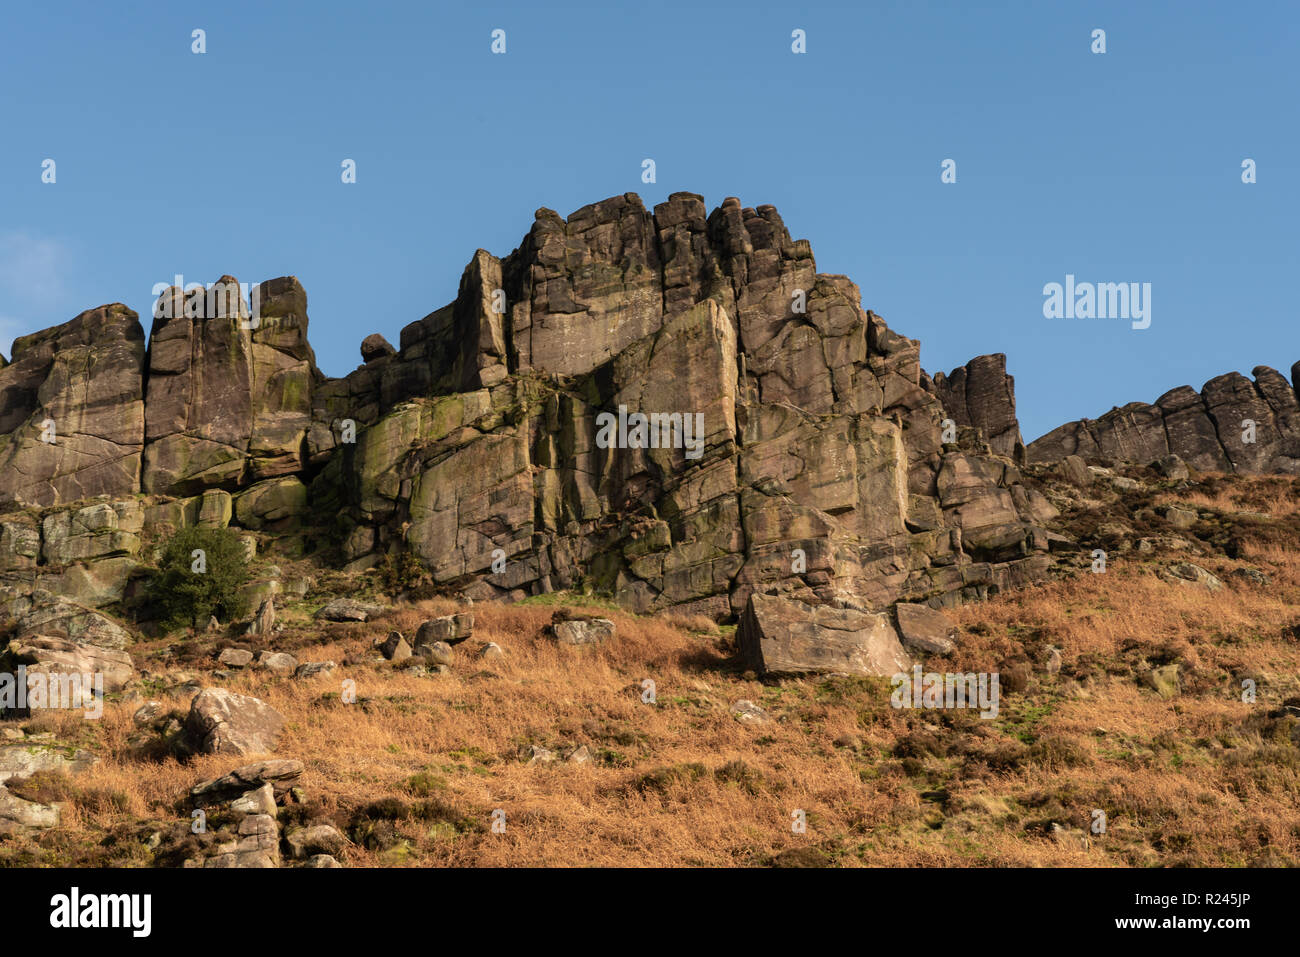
[8,593,133,649]
[294,661,336,679]
[0,786,61,829]
[246,598,275,637]
[0,742,98,784]
[1161,562,1224,591]
[414,640,454,666]
[191,759,305,804]
[314,598,385,622]
[547,617,615,646]
[379,631,411,661]
[285,824,346,860]
[256,651,298,673]
[415,613,474,646]
[894,603,958,655]
[185,688,285,756]
[3,634,135,694]
[737,593,910,677]
[217,647,254,668]
[234,476,308,530]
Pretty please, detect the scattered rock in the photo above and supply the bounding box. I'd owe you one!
[191,759,305,804]
[415,640,454,667]
[294,661,337,680]
[314,599,385,623]
[379,632,411,662]
[217,647,254,669]
[301,854,342,868]
[0,742,98,784]
[246,597,275,636]
[527,745,556,766]
[1059,455,1091,486]
[1162,563,1224,591]
[737,593,910,678]
[1230,567,1272,587]
[185,688,286,756]
[257,651,298,673]
[477,641,505,662]
[286,824,346,860]
[1162,505,1198,530]
[415,613,474,646]
[547,615,615,647]
[0,786,60,829]
[1143,663,1181,699]
[1155,454,1191,481]
[730,700,770,725]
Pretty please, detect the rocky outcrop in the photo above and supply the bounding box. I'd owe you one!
[143,276,317,496]
[0,304,145,507]
[1029,365,1300,474]
[309,193,1057,618]
[927,354,1025,463]
[0,192,1064,624]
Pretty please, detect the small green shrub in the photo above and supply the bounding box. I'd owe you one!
[149,526,250,627]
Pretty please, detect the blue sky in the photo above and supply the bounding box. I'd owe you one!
[1,0,1295,441]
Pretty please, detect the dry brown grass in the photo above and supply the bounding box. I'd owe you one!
[5,475,1300,868]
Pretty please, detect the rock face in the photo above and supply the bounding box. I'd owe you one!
[0,304,145,507]
[144,276,317,496]
[1029,365,1300,474]
[307,193,1057,618]
[928,354,1025,462]
[0,192,1080,623]
[737,593,910,677]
